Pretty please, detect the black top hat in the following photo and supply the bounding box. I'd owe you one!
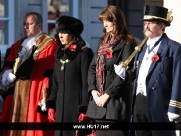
[141,5,173,26]
[55,16,84,37]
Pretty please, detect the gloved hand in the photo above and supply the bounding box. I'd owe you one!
[1,69,16,86]
[167,112,180,122]
[78,113,92,123]
[114,64,126,80]
[48,108,55,122]
[7,73,16,82]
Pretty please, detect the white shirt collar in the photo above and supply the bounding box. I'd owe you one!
[146,34,163,46]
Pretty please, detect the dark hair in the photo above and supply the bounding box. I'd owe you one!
[25,12,43,24]
[99,5,136,44]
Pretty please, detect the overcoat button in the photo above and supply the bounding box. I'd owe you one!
[152,87,155,90]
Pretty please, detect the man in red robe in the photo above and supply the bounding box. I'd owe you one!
[0,12,58,136]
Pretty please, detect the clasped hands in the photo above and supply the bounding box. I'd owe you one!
[91,64,125,107]
[91,90,109,107]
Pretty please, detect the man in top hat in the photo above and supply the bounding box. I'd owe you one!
[114,5,181,136]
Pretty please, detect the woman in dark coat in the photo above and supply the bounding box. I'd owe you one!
[46,16,93,136]
[86,5,137,136]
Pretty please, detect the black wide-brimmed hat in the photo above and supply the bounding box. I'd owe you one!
[55,15,84,37]
[141,5,173,26]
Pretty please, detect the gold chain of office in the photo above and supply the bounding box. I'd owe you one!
[59,46,87,71]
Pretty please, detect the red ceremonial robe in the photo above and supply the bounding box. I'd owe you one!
[1,34,58,136]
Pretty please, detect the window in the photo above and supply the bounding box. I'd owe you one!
[0,0,14,59]
[47,0,69,39]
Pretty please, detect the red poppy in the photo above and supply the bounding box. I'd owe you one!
[151,54,160,62]
[104,49,113,58]
[69,44,77,52]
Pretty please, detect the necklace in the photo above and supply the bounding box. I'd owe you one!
[60,59,70,71]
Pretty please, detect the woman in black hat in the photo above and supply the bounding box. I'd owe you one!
[86,5,137,136]
[46,16,93,136]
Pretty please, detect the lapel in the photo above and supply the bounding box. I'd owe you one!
[147,33,169,76]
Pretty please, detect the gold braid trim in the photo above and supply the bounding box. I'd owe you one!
[144,15,167,21]
[13,57,20,75]
[169,100,181,109]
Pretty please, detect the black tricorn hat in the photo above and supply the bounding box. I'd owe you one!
[141,5,173,26]
[55,16,83,37]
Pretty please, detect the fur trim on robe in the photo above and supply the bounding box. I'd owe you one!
[10,33,57,136]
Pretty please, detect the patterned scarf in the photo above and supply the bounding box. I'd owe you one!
[96,35,120,95]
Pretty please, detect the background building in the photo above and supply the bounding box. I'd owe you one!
[0,0,146,63]
[0,0,176,63]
